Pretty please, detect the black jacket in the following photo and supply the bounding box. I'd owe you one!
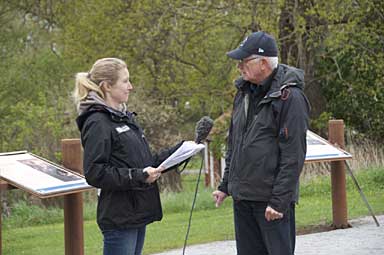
[76,104,181,230]
[218,64,310,213]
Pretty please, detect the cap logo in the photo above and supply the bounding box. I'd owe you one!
[258,48,264,53]
[239,36,248,47]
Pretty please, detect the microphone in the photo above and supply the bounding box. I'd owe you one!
[194,116,214,144]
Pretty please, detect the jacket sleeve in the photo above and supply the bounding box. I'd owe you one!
[268,88,310,213]
[81,118,149,190]
[218,115,234,195]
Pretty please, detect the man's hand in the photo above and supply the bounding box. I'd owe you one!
[265,206,284,221]
[212,190,228,207]
[143,166,164,183]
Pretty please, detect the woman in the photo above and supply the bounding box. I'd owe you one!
[73,58,181,255]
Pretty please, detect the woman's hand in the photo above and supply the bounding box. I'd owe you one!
[143,166,164,183]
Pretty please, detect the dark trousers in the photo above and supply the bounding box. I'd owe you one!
[233,200,296,255]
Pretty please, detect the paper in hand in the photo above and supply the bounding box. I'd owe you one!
[159,141,205,170]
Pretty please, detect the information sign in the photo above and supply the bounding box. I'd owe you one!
[0,151,93,198]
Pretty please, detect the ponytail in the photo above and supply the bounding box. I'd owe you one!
[72,72,105,110]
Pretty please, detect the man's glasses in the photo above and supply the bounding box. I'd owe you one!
[238,56,262,65]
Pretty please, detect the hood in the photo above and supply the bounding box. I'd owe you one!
[277,64,305,90]
[75,91,131,132]
[233,64,305,92]
[77,91,109,115]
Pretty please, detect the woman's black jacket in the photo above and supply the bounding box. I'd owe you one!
[76,104,181,230]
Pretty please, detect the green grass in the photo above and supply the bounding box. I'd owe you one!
[2,168,384,255]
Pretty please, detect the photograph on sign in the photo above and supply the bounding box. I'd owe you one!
[0,151,92,197]
[305,130,352,162]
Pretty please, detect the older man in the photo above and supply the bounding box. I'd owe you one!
[213,31,310,255]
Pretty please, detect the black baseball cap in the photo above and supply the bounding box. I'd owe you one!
[227,31,278,59]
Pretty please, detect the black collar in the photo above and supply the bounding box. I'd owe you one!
[253,67,278,95]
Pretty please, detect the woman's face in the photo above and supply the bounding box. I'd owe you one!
[107,68,133,106]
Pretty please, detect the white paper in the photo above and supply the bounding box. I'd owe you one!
[160,141,205,170]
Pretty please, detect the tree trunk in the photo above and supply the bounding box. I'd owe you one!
[278,0,326,118]
[158,169,182,192]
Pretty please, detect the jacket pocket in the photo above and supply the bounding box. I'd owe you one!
[97,190,136,227]
[134,185,161,215]
[237,154,266,180]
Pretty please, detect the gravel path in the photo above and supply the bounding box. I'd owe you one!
[150,215,384,255]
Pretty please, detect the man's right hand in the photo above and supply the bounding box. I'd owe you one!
[212,190,228,207]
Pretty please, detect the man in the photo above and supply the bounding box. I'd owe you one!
[213,31,310,255]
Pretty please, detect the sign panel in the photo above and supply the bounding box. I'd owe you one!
[0,151,93,198]
[305,130,352,162]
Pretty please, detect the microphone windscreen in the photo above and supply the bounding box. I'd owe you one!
[195,116,214,144]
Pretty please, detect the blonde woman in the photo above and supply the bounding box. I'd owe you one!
[74,58,181,255]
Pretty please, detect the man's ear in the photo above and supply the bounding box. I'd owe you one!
[261,58,271,73]
[260,58,267,71]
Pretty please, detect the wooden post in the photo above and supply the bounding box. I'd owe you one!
[0,180,15,255]
[0,190,2,255]
[62,139,84,255]
[328,120,350,228]
[204,142,210,187]
[213,158,221,188]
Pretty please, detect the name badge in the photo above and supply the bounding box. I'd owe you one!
[116,125,130,134]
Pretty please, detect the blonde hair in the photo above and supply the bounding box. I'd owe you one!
[73,58,127,107]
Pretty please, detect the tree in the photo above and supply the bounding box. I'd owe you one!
[317,0,384,140]
[0,2,76,159]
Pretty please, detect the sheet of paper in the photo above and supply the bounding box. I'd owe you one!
[160,141,205,170]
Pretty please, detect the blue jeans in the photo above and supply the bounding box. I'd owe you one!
[102,226,146,255]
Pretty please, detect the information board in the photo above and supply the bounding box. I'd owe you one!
[0,151,93,198]
[305,130,352,162]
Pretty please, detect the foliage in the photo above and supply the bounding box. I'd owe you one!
[310,111,333,136]
[210,111,231,158]
[55,0,282,120]
[0,10,77,160]
[312,0,384,141]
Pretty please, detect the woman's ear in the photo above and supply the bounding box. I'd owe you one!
[99,81,111,93]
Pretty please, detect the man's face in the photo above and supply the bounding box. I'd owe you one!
[237,56,265,84]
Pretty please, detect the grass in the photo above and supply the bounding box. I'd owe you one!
[2,167,384,255]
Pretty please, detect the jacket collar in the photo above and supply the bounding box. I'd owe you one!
[234,66,278,93]
[265,64,305,98]
[78,91,128,116]
[76,98,137,131]
[234,64,304,94]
